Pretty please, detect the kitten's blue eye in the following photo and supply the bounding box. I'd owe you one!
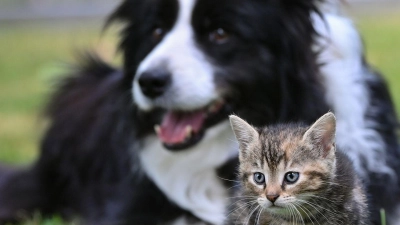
[284,172,299,184]
[253,172,265,185]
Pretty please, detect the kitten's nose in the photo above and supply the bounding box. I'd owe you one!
[266,194,279,203]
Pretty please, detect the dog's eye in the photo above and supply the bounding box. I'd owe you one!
[152,27,166,41]
[209,28,230,44]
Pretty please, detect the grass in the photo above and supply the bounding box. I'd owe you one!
[0,19,119,165]
[380,209,387,225]
[355,11,400,114]
[6,214,78,225]
[0,9,399,225]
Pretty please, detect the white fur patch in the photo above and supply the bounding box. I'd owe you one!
[139,122,238,225]
[133,0,217,111]
[390,205,400,225]
[317,0,342,14]
[313,13,395,181]
[168,216,210,225]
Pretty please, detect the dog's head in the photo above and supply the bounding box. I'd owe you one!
[110,0,327,150]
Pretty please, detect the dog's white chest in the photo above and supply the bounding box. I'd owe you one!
[139,122,238,225]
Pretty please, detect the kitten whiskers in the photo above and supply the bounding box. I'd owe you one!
[244,205,260,225]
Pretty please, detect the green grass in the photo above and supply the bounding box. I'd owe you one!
[6,214,78,225]
[380,209,387,225]
[0,19,119,165]
[355,12,400,114]
[0,10,399,225]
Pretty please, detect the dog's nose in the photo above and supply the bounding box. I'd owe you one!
[266,194,279,203]
[138,70,171,99]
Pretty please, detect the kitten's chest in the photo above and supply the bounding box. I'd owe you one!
[138,122,238,225]
[255,213,341,225]
[258,217,332,225]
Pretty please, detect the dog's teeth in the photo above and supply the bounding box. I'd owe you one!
[185,126,193,138]
[154,125,161,134]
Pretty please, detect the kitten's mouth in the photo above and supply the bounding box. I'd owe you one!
[154,100,228,151]
[265,205,288,215]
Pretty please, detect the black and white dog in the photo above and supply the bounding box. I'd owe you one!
[0,0,399,224]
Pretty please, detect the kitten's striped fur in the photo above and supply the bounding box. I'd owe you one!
[227,113,369,225]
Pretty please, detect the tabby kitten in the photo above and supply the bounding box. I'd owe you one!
[227,113,369,225]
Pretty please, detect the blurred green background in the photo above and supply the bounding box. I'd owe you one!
[0,2,399,225]
[0,19,119,165]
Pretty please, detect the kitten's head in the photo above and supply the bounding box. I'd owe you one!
[229,113,336,218]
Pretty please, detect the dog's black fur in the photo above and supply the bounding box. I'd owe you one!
[0,56,187,224]
[0,0,399,224]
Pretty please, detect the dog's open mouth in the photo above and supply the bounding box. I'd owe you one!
[154,100,226,151]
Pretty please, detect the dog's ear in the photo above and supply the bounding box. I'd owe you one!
[276,0,324,19]
[106,0,131,25]
[106,0,150,26]
[279,0,322,10]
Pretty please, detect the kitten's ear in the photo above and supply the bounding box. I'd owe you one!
[303,112,336,158]
[229,115,259,154]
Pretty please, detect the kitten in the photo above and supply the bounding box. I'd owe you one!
[227,113,369,225]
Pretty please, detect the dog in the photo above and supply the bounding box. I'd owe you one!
[1,0,399,224]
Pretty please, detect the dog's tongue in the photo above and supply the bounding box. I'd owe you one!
[158,110,206,145]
